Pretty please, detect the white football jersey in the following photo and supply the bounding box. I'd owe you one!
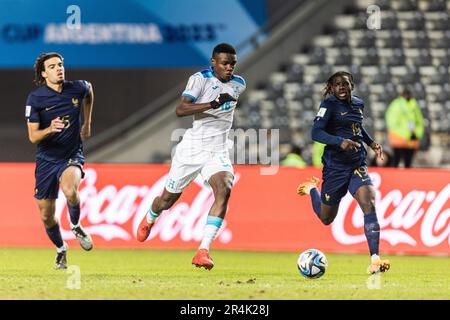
[181,67,246,150]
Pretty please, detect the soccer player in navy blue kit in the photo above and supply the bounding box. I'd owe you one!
[297,71,390,274]
[25,52,94,269]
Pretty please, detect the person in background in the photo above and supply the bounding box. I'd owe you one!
[385,88,424,168]
[281,144,307,167]
[312,141,325,168]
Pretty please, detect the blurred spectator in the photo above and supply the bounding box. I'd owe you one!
[385,88,425,168]
[312,141,325,168]
[281,144,307,167]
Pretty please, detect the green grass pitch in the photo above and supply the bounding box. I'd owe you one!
[0,248,448,299]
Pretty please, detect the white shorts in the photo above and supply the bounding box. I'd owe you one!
[165,140,234,193]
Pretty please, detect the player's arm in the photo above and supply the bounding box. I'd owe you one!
[361,126,374,146]
[311,107,360,152]
[175,93,236,117]
[81,83,94,141]
[27,118,64,144]
[176,96,213,117]
[361,125,383,159]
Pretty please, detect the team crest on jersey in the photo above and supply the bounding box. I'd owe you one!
[325,194,331,201]
[72,98,79,107]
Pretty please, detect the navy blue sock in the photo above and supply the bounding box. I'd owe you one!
[310,188,322,218]
[67,202,80,226]
[364,212,380,256]
[45,223,64,248]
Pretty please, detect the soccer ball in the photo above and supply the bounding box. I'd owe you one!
[297,249,328,279]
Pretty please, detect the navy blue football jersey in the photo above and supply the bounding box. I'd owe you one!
[312,95,373,169]
[25,80,90,162]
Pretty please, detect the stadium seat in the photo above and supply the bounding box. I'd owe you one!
[234,0,446,166]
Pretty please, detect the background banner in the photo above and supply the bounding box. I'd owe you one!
[1,163,449,255]
[0,0,266,68]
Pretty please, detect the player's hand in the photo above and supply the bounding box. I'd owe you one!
[370,142,384,160]
[210,93,236,109]
[80,123,91,141]
[48,117,65,133]
[340,139,360,152]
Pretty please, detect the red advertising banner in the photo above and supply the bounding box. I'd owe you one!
[0,163,449,255]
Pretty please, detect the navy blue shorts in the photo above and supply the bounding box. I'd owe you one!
[321,165,373,205]
[34,156,85,200]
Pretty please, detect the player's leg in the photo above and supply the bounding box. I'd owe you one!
[59,165,93,251]
[136,188,182,242]
[192,171,233,270]
[350,167,390,274]
[37,198,67,269]
[137,154,199,242]
[297,167,348,225]
[35,159,68,269]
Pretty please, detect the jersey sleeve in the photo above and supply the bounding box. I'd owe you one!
[25,94,40,123]
[181,75,203,102]
[311,101,344,146]
[361,126,374,146]
[240,77,246,94]
[78,80,91,98]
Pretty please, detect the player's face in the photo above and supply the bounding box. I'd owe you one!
[42,57,65,85]
[332,75,352,101]
[211,53,237,82]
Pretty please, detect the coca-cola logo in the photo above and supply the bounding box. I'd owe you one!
[55,168,235,243]
[332,172,450,247]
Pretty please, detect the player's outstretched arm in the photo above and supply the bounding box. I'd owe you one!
[176,96,212,117]
[81,84,94,141]
[27,118,64,144]
[176,93,236,117]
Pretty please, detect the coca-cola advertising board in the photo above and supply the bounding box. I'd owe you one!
[0,163,449,255]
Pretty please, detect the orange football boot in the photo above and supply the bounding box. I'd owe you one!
[192,249,214,270]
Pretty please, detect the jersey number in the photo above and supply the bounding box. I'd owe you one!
[61,115,71,129]
[221,102,231,111]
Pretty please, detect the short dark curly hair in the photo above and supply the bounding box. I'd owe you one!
[33,52,64,86]
[212,43,236,58]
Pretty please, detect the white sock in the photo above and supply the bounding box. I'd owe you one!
[371,254,380,263]
[199,225,220,250]
[70,222,80,229]
[56,243,67,253]
[146,208,160,224]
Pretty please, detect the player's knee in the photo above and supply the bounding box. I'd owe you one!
[216,185,232,202]
[360,199,376,213]
[40,213,56,227]
[61,185,78,202]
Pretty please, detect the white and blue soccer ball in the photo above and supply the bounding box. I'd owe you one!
[297,249,328,279]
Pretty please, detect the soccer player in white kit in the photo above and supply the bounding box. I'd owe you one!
[137,43,246,270]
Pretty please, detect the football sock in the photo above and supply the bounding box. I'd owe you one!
[67,202,81,226]
[146,207,160,224]
[45,223,64,248]
[56,243,67,253]
[364,212,380,256]
[310,188,322,218]
[199,216,223,250]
